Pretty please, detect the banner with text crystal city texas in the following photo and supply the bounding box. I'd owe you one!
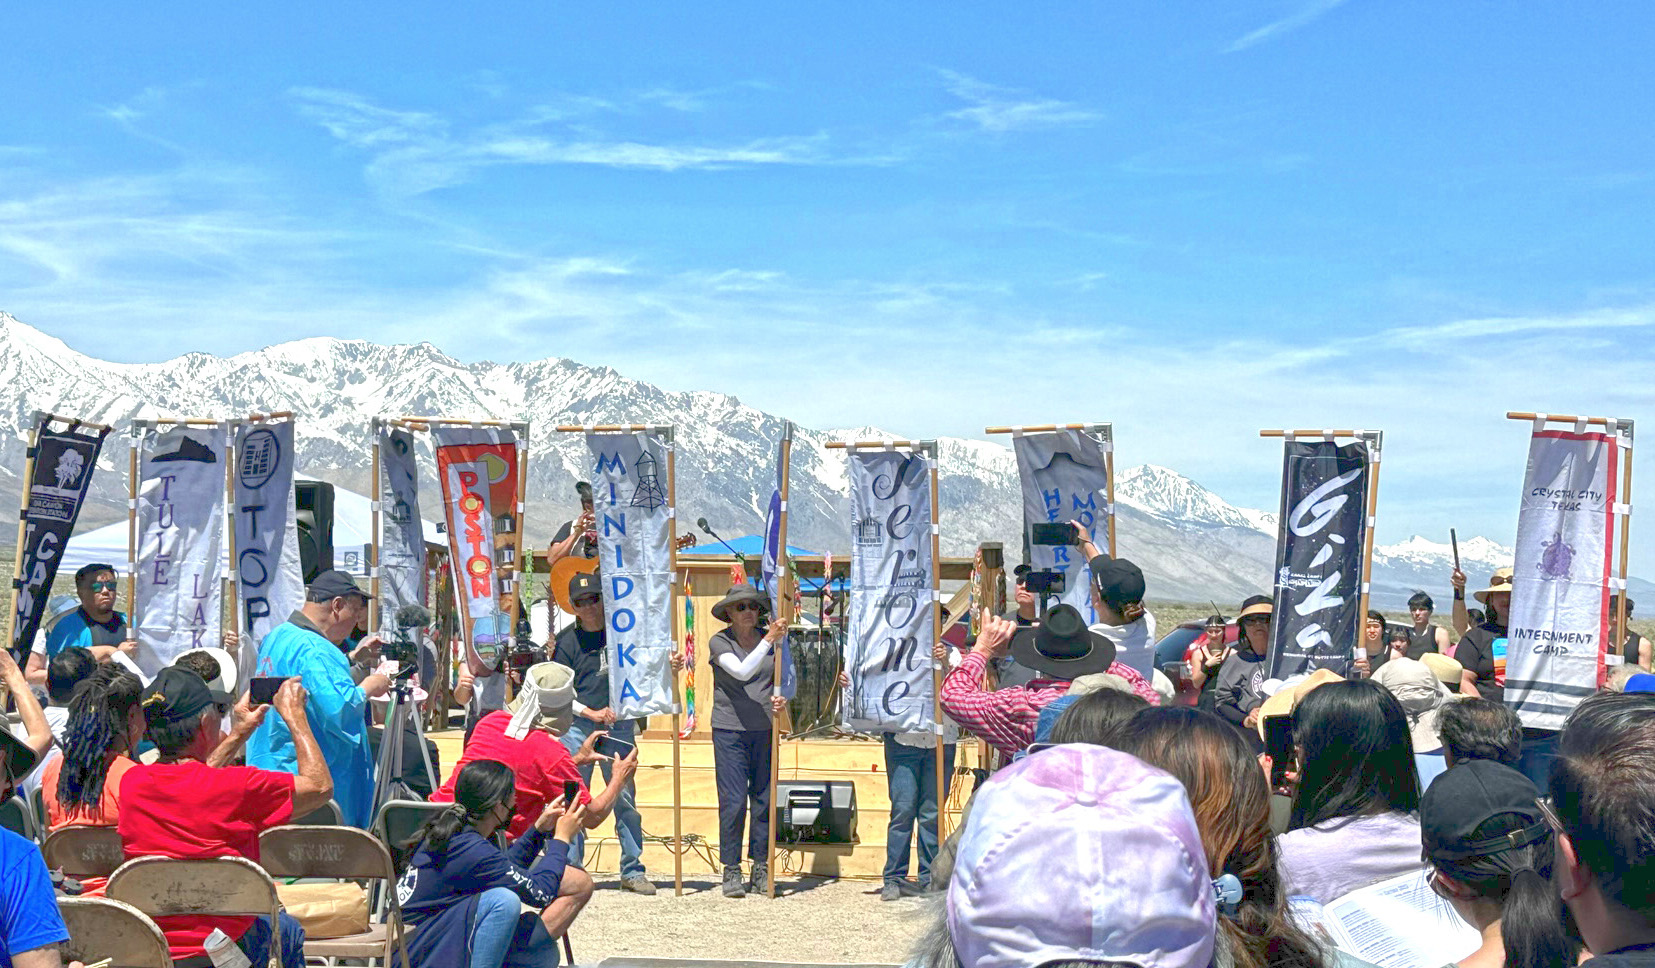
[1506,429,1619,731]
[433,425,520,678]
[10,418,110,659]
[1268,439,1371,680]
[585,431,676,719]
[134,423,227,677]
[843,449,937,734]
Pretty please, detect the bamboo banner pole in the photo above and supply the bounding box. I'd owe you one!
[369,419,383,635]
[923,441,947,846]
[766,423,794,899]
[28,412,114,433]
[224,421,240,653]
[1259,429,1369,439]
[824,440,929,450]
[506,428,530,705]
[552,424,671,434]
[1101,425,1118,557]
[667,429,684,897]
[1354,432,1383,650]
[984,423,1109,434]
[1509,414,1636,670]
[396,416,527,430]
[8,414,42,656]
[127,429,139,622]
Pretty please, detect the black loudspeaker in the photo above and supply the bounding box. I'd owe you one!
[775,780,858,846]
[294,481,335,583]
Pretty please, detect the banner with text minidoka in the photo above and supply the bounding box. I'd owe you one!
[843,449,937,734]
[586,431,676,719]
[10,417,110,659]
[134,423,227,677]
[1268,439,1372,680]
[232,419,304,683]
[434,426,520,677]
[1506,429,1621,730]
[378,425,427,633]
[1013,430,1112,624]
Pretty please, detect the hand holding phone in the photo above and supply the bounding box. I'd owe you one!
[249,676,286,706]
[562,779,581,807]
[1262,715,1294,788]
[592,733,636,760]
[1030,522,1078,547]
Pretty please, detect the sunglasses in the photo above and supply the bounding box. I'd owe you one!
[731,602,764,613]
[89,581,119,593]
[572,596,602,607]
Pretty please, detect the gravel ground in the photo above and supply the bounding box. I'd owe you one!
[568,873,932,966]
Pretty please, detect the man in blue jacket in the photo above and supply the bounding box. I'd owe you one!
[248,570,390,827]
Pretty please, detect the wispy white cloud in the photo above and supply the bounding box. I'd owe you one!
[1227,0,1352,52]
[1377,304,1655,349]
[937,69,1102,133]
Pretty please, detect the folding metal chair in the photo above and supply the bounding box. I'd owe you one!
[107,856,284,968]
[42,824,126,882]
[58,896,174,968]
[260,824,411,968]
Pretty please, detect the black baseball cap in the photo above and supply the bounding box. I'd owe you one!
[1088,555,1146,608]
[141,666,233,727]
[308,569,371,603]
[1421,759,1548,862]
[1013,563,1032,581]
[568,572,601,602]
[0,729,37,786]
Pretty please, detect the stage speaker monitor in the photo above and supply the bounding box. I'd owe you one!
[295,481,336,583]
[776,780,858,846]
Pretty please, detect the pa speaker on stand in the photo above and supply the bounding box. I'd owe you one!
[295,480,336,583]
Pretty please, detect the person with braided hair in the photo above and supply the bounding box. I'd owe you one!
[40,664,144,835]
[398,759,592,968]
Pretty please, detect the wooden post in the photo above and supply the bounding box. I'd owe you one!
[369,419,383,634]
[924,441,947,845]
[507,423,530,705]
[766,422,794,899]
[667,429,685,897]
[224,421,240,654]
[1355,432,1383,648]
[127,427,140,624]
[8,414,42,654]
[1101,426,1118,557]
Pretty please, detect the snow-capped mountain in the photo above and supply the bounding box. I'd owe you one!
[0,311,1638,607]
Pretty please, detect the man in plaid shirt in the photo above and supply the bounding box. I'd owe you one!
[942,609,1157,760]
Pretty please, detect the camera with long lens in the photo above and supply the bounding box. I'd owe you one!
[1023,569,1066,596]
[384,604,429,677]
[507,613,545,675]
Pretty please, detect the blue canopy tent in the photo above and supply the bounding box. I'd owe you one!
[680,534,851,595]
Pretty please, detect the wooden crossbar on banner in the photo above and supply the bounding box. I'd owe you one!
[985,422,1117,557]
[395,416,528,431]
[1508,412,1636,675]
[1259,429,1384,664]
[32,411,116,434]
[555,424,685,896]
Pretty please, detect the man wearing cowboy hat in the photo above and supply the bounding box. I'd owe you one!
[941,603,1154,760]
[434,661,638,846]
[1453,567,1512,704]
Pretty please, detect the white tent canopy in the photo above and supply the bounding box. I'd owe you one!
[60,480,443,578]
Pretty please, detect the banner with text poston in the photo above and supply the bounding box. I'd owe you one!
[11,417,110,660]
[134,423,227,677]
[434,426,521,678]
[1268,439,1371,680]
[1506,429,1620,731]
[843,449,937,734]
[585,432,675,719]
[1013,430,1112,623]
[232,419,304,685]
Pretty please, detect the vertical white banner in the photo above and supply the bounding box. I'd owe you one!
[1013,430,1111,622]
[377,425,426,632]
[585,431,675,719]
[232,419,304,683]
[1506,429,1620,730]
[842,449,937,734]
[134,423,227,677]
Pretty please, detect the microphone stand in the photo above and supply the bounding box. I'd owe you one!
[698,521,749,567]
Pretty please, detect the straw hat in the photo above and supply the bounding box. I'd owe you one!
[1066,672,1133,697]
[1256,668,1344,739]
[1421,652,1464,690]
[1373,657,1450,753]
[711,583,770,623]
[1472,567,1515,605]
[1237,597,1274,621]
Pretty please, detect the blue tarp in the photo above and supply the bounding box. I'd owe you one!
[683,534,849,594]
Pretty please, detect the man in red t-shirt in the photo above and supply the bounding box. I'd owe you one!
[120,667,333,967]
[433,662,638,844]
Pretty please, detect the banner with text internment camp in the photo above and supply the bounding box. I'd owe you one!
[1267,438,1372,680]
[1013,430,1112,624]
[134,423,228,677]
[1506,428,1622,731]
[232,419,304,681]
[586,431,676,719]
[843,448,938,734]
[10,417,111,660]
[434,425,521,678]
[378,425,427,634]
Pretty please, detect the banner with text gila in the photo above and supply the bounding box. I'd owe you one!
[1268,439,1372,680]
[586,431,676,719]
[843,449,937,734]
[1506,429,1621,730]
[10,417,111,660]
[1013,430,1111,623]
[433,426,520,678]
[134,423,227,677]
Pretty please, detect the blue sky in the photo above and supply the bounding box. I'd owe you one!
[4,1,1655,571]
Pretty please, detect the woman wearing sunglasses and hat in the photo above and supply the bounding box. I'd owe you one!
[687,583,790,898]
[1454,568,1513,703]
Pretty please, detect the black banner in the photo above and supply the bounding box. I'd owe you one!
[10,418,110,659]
[1268,439,1371,679]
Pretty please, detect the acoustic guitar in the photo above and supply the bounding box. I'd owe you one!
[548,533,697,613]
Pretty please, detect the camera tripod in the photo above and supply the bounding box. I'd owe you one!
[371,670,439,812]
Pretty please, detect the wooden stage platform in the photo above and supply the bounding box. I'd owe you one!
[428,729,979,880]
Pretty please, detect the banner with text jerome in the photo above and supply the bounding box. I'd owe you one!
[1013,430,1111,623]
[1506,429,1621,730]
[232,419,304,683]
[378,425,426,633]
[1268,439,1372,679]
[433,426,520,678]
[134,423,227,677]
[843,449,937,734]
[10,417,110,659]
[585,431,676,719]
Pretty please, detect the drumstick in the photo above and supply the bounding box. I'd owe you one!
[1450,529,1460,571]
